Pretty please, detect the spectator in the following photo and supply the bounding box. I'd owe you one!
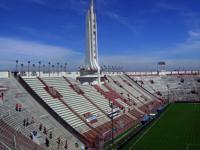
[23,119,26,126]
[31,117,35,124]
[30,133,33,140]
[39,123,42,131]
[19,104,22,112]
[64,140,68,149]
[45,138,49,147]
[1,92,3,100]
[49,131,52,139]
[15,103,18,111]
[43,127,47,134]
[26,118,29,127]
[57,137,61,144]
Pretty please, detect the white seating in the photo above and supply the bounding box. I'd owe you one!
[131,75,200,102]
[42,77,106,119]
[107,76,143,107]
[23,78,85,128]
[79,85,111,112]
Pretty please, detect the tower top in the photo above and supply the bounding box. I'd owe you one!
[90,0,94,9]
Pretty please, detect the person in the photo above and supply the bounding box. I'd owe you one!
[30,133,33,140]
[31,117,35,124]
[1,92,3,100]
[49,131,52,139]
[57,137,61,144]
[39,123,42,131]
[26,118,29,127]
[45,138,49,147]
[19,104,22,112]
[43,127,47,134]
[15,103,18,111]
[64,140,68,149]
[23,119,26,126]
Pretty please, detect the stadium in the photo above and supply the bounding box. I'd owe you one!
[0,0,200,150]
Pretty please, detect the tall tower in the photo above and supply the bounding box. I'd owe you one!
[79,0,101,85]
[85,0,100,72]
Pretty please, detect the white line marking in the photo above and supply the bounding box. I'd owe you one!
[132,105,172,148]
[186,144,200,150]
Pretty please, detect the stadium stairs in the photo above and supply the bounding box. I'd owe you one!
[122,75,163,109]
[17,75,141,149]
[124,73,165,103]
[16,76,95,148]
[106,75,162,114]
[106,75,146,106]
[0,119,44,150]
[57,77,137,144]
[105,76,143,108]
[63,76,109,116]
[39,77,107,147]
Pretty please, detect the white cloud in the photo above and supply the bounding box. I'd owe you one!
[0,37,79,58]
[0,37,83,70]
[188,31,200,38]
[169,30,200,53]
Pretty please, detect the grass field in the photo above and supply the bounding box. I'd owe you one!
[120,103,200,150]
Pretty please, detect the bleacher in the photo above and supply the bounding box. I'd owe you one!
[94,84,127,110]
[0,119,44,150]
[21,76,140,146]
[106,75,162,114]
[79,84,112,113]
[130,75,200,102]
[106,76,143,107]
[83,114,136,141]
[41,77,110,127]
[23,77,126,147]
[110,75,147,103]
[1,76,87,150]
[0,141,11,150]
[1,72,198,150]
[42,77,103,117]
[23,77,86,129]
[128,108,144,119]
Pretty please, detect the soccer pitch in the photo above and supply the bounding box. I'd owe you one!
[120,103,200,150]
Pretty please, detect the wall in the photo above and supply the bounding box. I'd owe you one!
[0,72,9,78]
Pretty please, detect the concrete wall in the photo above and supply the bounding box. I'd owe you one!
[0,72,9,78]
[18,71,80,79]
[127,70,200,76]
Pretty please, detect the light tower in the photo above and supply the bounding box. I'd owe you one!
[85,0,100,72]
[79,0,101,85]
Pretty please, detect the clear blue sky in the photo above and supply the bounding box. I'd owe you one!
[0,0,200,71]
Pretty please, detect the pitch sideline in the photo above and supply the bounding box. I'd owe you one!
[131,105,172,148]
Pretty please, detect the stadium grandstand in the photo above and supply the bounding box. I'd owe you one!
[0,70,200,149]
[0,0,200,150]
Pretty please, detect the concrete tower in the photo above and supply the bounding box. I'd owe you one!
[85,0,100,72]
[79,0,101,85]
